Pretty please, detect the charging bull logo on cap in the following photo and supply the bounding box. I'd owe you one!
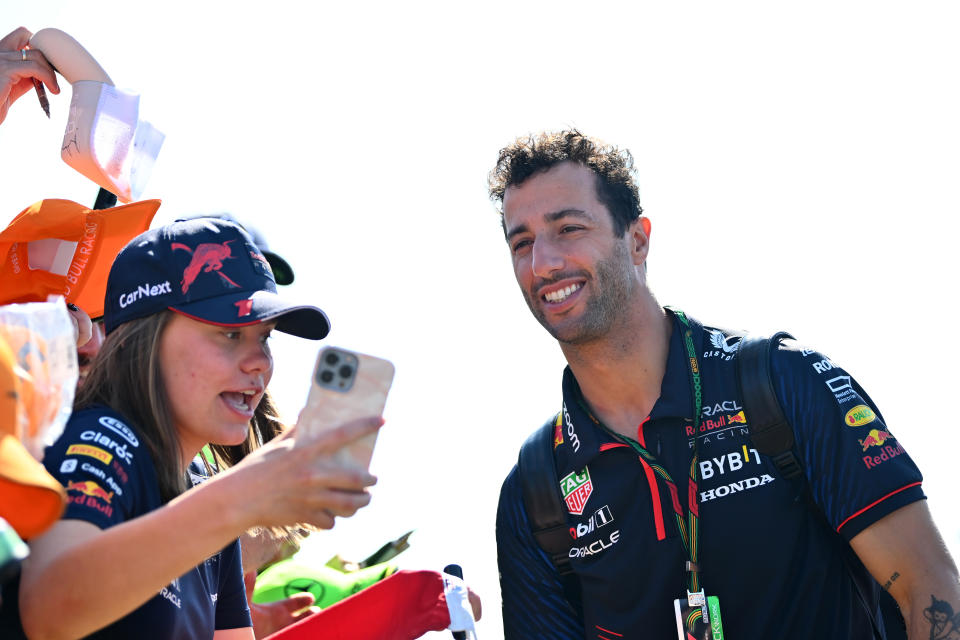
[171,240,241,294]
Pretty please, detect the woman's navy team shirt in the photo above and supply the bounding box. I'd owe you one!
[496,312,924,639]
[0,405,251,639]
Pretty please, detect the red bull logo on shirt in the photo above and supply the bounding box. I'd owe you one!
[66,480,114,503]
[863,442,906,469]
[728,410,746,424]
[560,467,594,515]
[66,480,115,517]
[553,414,563,449]
[859,428,892,451]
[845,404,876,428]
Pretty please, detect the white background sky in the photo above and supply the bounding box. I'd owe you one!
[2,2,959,637]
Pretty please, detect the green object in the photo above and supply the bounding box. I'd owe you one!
[708,596,724,639]
[0,517,29,585]
[252,558,397,609]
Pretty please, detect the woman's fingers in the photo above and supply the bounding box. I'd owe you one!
[66,303,93,347]
[306,415,384,453]
[0,49,60,93]
[0,27,32,52]
[305,488,372,518]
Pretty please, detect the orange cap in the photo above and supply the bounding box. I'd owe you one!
[0,199,161,318]
[0,335,66,539]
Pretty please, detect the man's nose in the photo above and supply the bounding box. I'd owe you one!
[531,238,564,279]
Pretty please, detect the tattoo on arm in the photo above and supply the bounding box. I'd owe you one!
[883,572,900,591]
[921,594,960,640]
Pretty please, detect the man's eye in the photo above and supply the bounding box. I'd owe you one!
[560,225,583,233]
[223,331,240,340]
[512,239,532,253]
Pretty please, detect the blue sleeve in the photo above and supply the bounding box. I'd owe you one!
[43,408,153,529]
[214,539,252,630]
[772,341,925,540]
[497,466,582,640]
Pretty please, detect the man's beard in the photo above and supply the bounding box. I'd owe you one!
[523,242,635,345]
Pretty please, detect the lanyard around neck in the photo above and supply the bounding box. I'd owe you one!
[588,307,704,593]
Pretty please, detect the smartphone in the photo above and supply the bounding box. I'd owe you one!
[296,346,395,472]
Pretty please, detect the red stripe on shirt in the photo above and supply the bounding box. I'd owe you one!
[596,624,623,636]
[638,457,666,540]
[599,443,629,452]
[836,482,923,533]
[637,416,650,448]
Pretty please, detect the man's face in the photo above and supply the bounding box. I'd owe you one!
[502,162,643,344]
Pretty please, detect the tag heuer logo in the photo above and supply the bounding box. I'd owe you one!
[560,467,593,515]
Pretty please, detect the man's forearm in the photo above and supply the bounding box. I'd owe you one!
[906,588,960,640]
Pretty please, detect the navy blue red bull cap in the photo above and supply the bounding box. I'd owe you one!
[103,218,330,339]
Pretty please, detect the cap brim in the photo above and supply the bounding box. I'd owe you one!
[171,289,330,340]
[263,251,294,286]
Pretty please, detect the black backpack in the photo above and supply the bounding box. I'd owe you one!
[515,333,903,639]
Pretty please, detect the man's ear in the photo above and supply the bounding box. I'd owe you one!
[628,217,651,266]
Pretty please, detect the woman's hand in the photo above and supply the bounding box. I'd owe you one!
[0,27,60,125]
[226,416,383,531]
[66,302,92,347]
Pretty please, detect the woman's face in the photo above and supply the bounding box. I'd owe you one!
[158,313,275,459]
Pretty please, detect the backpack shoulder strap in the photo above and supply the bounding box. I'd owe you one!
[735,332,804,480]
[736,332,890,639]
[517,415,575,575]
[517,415,584,616]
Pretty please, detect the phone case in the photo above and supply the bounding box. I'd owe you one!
[296,347,395,472]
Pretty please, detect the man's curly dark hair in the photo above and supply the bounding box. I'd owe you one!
[487,129,643,236]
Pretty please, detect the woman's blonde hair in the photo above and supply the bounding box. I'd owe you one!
[75,311,283,502]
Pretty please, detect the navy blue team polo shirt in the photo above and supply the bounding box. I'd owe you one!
[497,311,924,639]
[0,405,250,639]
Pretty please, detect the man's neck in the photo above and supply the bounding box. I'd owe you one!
[560,294,672,440]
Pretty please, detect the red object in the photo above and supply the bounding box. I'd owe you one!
[264,570,451,640]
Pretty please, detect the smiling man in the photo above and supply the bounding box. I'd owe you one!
[489,130,960,640]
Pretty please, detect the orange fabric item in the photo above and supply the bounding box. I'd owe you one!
[0,323,54,445]
[0,335,66,539]
[264,570,451,640]
[0,435,65,539]
[0,198,161,318]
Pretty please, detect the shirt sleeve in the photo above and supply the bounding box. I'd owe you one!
[214,538,252,630]
[496,466,582,640]
[42,408,149,529]
[771,341,925,540]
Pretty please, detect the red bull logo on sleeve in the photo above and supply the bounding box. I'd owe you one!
[859,428,893,451]
[66,480,114,503]
[66,480,115,517]
[560,467,594,515]
[553,413,564,448]
[863,441,906,469]
[845,404,876,428]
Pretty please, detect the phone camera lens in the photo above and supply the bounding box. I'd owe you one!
[339,365,353,379]
[320,370,334,383]
[325,352,340,366]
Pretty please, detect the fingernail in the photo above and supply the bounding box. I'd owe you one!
[67,303,80,311]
